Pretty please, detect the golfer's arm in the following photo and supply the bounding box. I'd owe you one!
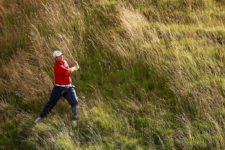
[69,66,76,73]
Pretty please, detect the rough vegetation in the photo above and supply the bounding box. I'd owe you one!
[0,0,225,149]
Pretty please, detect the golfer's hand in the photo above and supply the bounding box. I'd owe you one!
[72,60,80,71]
[72,60,78,67]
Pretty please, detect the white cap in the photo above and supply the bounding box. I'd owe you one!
[53,50,63,58]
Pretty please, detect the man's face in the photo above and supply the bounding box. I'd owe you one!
[55,55,63,61]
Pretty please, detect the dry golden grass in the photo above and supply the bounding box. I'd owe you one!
[0,0,225,149]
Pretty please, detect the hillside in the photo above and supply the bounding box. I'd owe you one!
[0,0,225,149]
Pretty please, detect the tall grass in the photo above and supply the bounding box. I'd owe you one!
[0,0,225,149]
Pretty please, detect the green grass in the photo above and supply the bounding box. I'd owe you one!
[0,0,225,149]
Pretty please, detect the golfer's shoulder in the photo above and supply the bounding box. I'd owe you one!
[63,60,69,66]
[54,61,64,69]
[63,60,68,64]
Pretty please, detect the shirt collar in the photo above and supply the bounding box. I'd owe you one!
[55,60,64,65]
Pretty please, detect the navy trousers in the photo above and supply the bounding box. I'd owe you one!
[40,85,78,120]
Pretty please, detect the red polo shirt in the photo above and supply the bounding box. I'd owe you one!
[54,60,72,85]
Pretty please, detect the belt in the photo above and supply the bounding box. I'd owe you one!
[55,84,72,87]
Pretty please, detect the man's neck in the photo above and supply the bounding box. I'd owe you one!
[56,58,64,62]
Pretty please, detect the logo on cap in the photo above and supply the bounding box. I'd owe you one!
[53,50,63,58]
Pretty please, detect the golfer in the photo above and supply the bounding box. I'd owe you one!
[35,50,79,127]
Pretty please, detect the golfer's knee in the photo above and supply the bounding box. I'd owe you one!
[70,101,77,107]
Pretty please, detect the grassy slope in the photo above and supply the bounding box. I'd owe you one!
[0,0,225,149]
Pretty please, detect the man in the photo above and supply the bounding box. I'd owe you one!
[35,50,79,127]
